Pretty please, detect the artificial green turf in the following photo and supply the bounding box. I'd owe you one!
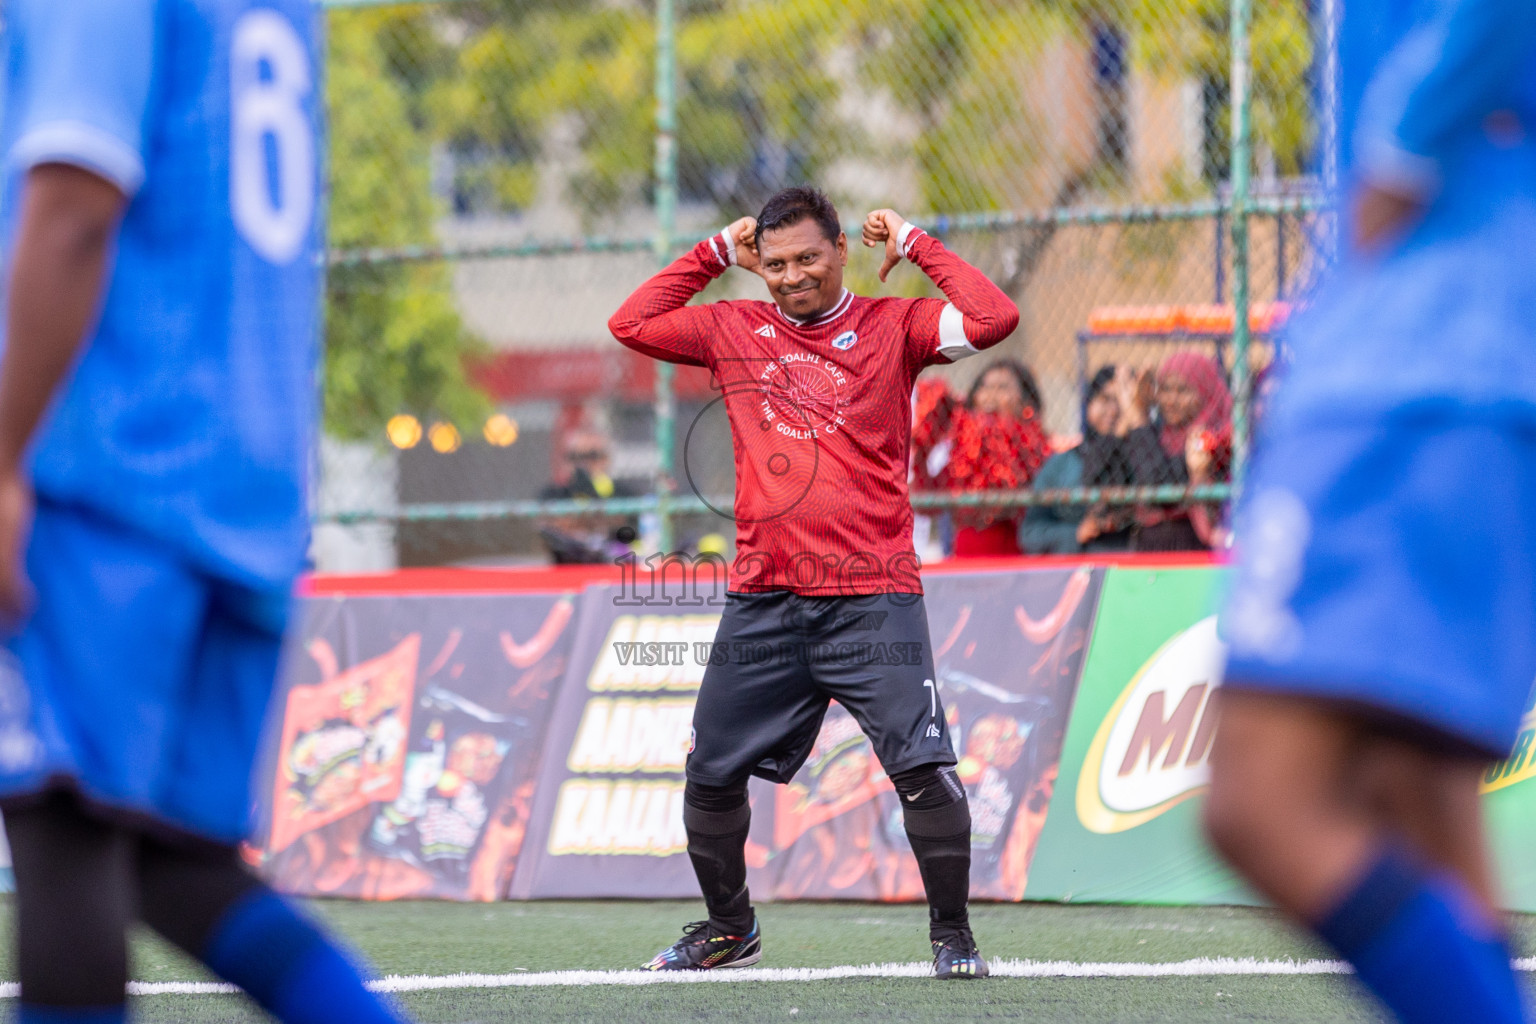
[0,899,1530,1022]
[311,899,1337,976]
[131,977,1392,1024]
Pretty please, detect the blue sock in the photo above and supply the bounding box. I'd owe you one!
[1317,847,1529,1024]
[16,1007,125,1024]
[202,889,406,1024]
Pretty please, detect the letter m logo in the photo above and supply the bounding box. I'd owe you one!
[1118,684,1211,776]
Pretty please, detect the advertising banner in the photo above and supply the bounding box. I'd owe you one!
[509,584,721,898]
[1024,566,1254,905]
[246,562,1536,909]
[1483,695,1536,913]
[1025,565,1536,910]
[252,591,578,901]
[510,569,1102,901]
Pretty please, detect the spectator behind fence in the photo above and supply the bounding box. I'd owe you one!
[913,359,1050,557]
[1126,351,1233,551]
[1184,362,1275,549]
[1018,365,1164,554]
[537,427,640,563]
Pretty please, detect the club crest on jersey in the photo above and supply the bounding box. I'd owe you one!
[754,324,776,338]
[832,330,858,351]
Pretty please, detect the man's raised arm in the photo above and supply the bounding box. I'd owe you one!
[862,209,1019,366]
[608,218,755,367]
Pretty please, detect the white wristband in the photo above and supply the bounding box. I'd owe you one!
[707,226,738,269]
[896,221,923,259]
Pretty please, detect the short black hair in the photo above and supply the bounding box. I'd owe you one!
[755,186,841,247]
[968,358,1044,417]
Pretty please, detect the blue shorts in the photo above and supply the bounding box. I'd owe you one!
[1222,405,1536,758]
[0,500,290,843]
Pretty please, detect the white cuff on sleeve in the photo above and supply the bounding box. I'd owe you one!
[707,226,738,269]
[10,120,145,196]
[896,221,924,259]
[935,302,978,362]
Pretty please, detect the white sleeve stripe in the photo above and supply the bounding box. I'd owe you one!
[719,228,738,266]
[10,121,145,196]
[936,302,978,361]
[707,234,725,267]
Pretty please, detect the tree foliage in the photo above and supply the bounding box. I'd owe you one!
[324,10,490,441]
[1126,0,1315,177]
[381,0,1314,226]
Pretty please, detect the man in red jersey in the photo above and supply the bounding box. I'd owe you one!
[611,186,1018,979]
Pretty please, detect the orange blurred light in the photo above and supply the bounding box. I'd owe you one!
[386,414,422,449]
[428,422,461,454]
[484,413,519,447]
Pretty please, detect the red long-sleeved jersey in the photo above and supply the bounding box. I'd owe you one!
[609,223,1019,595]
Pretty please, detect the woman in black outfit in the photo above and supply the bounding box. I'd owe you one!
[1018,366,1170,554]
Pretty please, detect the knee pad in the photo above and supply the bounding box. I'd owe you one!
[889,764,964,809]
[890,764,970,839]
[683,778,750,836]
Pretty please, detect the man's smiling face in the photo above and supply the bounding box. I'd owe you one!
[756,218,848,321]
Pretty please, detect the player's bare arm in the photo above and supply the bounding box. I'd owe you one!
[1352,182,1426,251]
[0,164,126,618]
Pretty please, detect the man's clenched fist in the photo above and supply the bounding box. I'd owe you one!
[727,215,760,274]
[861,208,909,283]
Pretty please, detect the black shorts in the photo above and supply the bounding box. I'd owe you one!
[686,592,957,786]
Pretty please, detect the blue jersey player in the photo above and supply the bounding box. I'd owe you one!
[0,2,407,1022]
[1209,0,1536,1021]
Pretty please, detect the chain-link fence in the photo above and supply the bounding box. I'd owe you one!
[313,0,1331,571]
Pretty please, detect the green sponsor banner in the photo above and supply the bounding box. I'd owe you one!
[1484,701,1536,913]
[1026,565,1536,912]
[1025,566,1250,904]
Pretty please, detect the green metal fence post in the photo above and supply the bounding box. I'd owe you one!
[652,0,678,555]
[1229,0,1254,496]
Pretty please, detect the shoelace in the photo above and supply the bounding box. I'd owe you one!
[678,920,711,943]
[937,936,980,959]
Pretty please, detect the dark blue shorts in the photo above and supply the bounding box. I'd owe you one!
[686,591,956,786]
[1222,408,1536,758]
[0,500,289,843]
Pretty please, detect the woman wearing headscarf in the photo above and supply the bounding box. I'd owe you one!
[1130,351,1233,551]
[1017,365,1170,553]
[912,359,1050,557]
[1018,367,1121,553]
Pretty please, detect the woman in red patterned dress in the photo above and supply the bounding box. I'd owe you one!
[913,359,1051,557]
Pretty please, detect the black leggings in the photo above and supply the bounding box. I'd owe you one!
[7,790,263,1007]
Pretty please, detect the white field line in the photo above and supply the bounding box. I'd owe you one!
[0,957,1525,997]
[362,959,1358,992]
